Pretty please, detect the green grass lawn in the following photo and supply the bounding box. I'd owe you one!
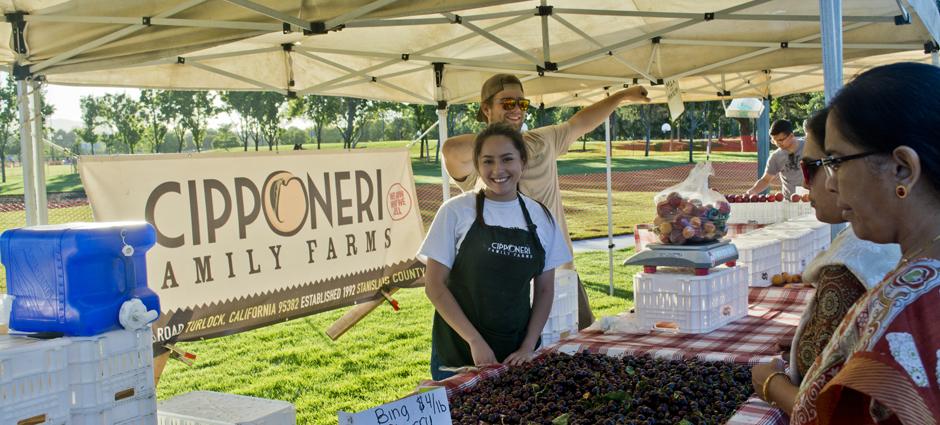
[563,190,656,240]
[157,248,640,425]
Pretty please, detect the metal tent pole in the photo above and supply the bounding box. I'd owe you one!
[605,115,614,296]
[821,0,846,239]
[756,99,770,178]
[17,79,47,226]
[434,63,450,201]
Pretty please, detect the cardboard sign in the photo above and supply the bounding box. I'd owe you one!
[338,387,451,425]
[665,79,685,122]
[79,149,425,350]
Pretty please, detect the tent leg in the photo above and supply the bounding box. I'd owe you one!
[437,108,449,201]
[433,63,450,201]
[933,51,938,66]
[756,99,770,179]
[17,79,47,226]
[819,0,843,102]
[605,115,614,296]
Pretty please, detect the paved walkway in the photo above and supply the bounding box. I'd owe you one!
[571,234,636,253]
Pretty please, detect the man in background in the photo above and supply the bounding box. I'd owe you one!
[745,119,805,198]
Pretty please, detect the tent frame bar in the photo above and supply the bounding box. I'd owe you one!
[665,22,870,80]
[188,62,286,93]
[324,0,402,30]
[552,8,896,23]
[297,13,530,95]
[661,38,921,50]
[24,15,282,31]
[30,0,207,73]
[557,0,773,70]
[551,14,657,81]
[223,0,312,31]
[441,12,540,65]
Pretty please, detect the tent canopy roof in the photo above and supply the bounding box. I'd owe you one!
[3,0,937,106]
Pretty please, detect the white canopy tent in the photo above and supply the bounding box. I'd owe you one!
[2,0,938,297]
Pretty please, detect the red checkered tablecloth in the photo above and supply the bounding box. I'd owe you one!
[422,287,812,424]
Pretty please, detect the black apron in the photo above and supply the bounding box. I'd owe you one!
[432,191,546,367]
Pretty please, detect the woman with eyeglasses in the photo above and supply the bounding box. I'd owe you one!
[751,107,900,417]
[786,62,940,424]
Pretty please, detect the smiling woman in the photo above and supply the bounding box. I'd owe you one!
[418,123,572,381]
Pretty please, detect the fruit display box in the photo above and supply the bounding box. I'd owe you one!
[633,266,748,334]
[449,352,752,425]
[731,238,783,287]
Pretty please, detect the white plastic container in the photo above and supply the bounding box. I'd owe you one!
[157,391,296,425]
[731,238,782,287]
[71,394,157,425]
[743,227,815,274]
[633,266,748,334]
[783,202,814,220]
[0,335,71,425]
[727,203,783,225]
[66,326,155,412]
[535,270,579,346]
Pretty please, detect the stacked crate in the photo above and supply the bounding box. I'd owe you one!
[0,336,71,425]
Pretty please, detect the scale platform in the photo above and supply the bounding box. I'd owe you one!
[623,240,738,275]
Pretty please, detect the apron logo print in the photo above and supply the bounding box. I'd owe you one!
[488,242,533,259]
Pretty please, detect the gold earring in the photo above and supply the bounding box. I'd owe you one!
[896,185,908,199]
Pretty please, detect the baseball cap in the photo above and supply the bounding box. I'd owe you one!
[476,73,524,122]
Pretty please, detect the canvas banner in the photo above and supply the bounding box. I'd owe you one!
[79,149,425,349]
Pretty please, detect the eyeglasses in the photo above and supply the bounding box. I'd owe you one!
[800,158,824,185]
[822,151,879,177]
[497,98,531,111]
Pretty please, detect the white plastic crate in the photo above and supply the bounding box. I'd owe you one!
[533,270,579,346]
[71,394,157,425]
[158,391,296,425]
[743,228,815,274]
[727,203,784,224]
[633,266,748,334]
[731,238,782,287]
[0,335,71,425]
[783,202,814,220]
[66,327,155,412]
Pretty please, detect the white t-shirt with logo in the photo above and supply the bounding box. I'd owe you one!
[418,191,572,273]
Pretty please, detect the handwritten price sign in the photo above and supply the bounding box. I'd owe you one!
[338,387,451,425]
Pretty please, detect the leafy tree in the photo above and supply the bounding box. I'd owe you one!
[288,95,342,150]
[335,97,376,149]
[220,91,264,151]
[406,104,437,159]
[100,93,144,154]
[253,92,286,150]
[180,91,218,152]
[138,90,173,153]
[76,95,104,155]
[281,127,308,148]
[0,76,18,182]
[210,124,240,150]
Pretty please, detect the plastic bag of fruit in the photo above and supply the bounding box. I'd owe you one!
[651,162,731,245]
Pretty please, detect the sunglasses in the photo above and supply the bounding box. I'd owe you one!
[497,98,531,111]
[800,158,824,185]
[822,151,879,177]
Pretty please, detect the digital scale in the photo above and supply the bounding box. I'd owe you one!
[623,240,739,275]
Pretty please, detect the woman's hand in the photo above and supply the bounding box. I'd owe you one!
[752,357,787,400]
[469,339,497,366]
[503,345,536,366]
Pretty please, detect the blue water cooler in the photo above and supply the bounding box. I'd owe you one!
[0,222,160,336]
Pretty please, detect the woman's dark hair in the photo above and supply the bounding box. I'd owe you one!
[828,62,940,190]
[803,107,828,149]
[473,122,528,169]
